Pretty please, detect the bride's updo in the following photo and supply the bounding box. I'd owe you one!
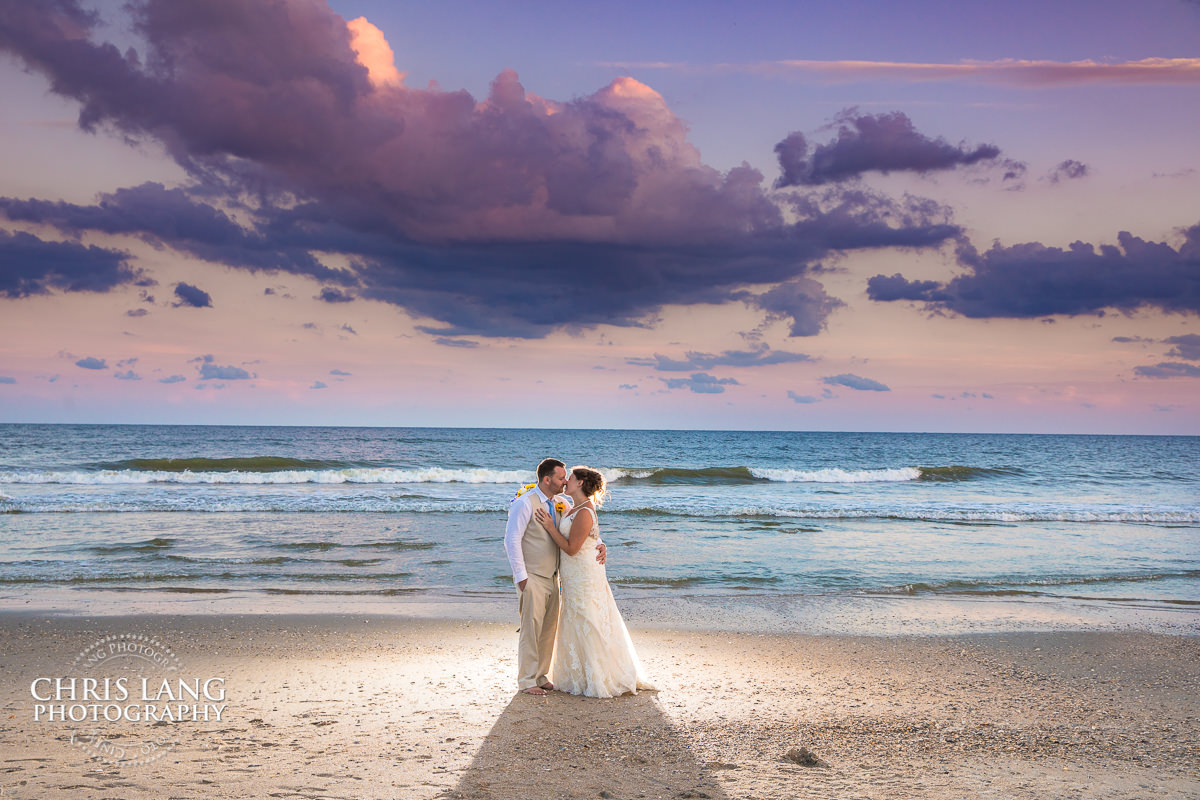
[571,465,607,506]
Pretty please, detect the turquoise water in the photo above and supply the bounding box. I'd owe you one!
[0,425,1196,610]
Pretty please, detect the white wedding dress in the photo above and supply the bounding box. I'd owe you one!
[551,506,654,698]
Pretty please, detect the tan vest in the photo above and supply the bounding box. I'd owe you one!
[520,493,562,579]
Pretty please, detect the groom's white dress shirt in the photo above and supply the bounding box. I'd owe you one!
[504,487,571,586]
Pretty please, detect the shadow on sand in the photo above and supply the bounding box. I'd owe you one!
[440,689,729,800]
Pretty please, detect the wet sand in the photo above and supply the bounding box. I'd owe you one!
[0,612,1197,799]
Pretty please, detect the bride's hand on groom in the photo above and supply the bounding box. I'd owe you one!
[596,542,606,565]
[534,508,555,533]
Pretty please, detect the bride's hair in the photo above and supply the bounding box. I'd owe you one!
[571,466,606,506]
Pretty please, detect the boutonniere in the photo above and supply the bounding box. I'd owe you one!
[554,500,567,515]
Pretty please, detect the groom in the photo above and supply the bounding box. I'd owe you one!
[504,457,605,695]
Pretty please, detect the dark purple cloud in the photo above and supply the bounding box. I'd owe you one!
[0,229,136,298]
[0,0,963,338]
[1046,159,1089,184]
[661,373,740,393]
[317,287,354,303]
[628,344,812,371]
[1134,362,1200,378]
[158,374,186,383]
[433,337,479,348]
[787,391,820,403]
[868,224,1200,318]
[0,183,348,283]
[0,376,17,384]
[822,373,890,391]
[774,110,1002,187]
[75,356,107,370]
[173,281,211,308]
[114,369,141,380]
[1164,333,1200,360]
[329,368,352,376]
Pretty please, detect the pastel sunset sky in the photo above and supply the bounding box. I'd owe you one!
[1,0,1198,432]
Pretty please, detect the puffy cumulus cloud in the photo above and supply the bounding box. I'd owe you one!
[822,373,890,391]
[660,373,740,394]
[346,17,403,88]
[1163,333,1200,360]
[114,369,141,380]
[0,376,17,384]
[868,224,1200,318]
[1045,159,1088,184]
[787,390,820,403]
[329,368,352,376]
[774,110,1003,187]
[628,344,812,371]
[311,380,328,389]
[0,0,963,338]
[173,281,212,307]
[0,229,137,298]
[1134,362,1200,378]
[75,356,107,369]
[158,374,186,383]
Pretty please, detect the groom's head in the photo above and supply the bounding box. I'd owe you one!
[536,458,567,496]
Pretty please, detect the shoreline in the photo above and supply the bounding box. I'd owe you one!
[3,587,1198,637]
[0,611,1196,799]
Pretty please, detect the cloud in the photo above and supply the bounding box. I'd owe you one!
[1163,333,1200,360]
[660,373,741,394]
[0,229,137,298]
[329,368,352,376]
[604,57,1200,87]
[318,287,354,303]
[0,0,962,338]
[822,373,890,391]
[1134,361,1200,378]
[618,383,637,390]
[0,376,16,384]
[158,374,186,383]
[774,110,1002,187]
[787,390,820,403]
[742,277,845,336]
[433,337,479,348]
[173,281,212,308]
[339,324,357,335]
[628,344,812,371]
[868,223,1200,318]
[114,369,141,380]
[198,362,252,380]
[75,356,107,370]
[1045,159,1088,184]
[311,380,327,389]
[0,183,349,283]
[126,308,149,317]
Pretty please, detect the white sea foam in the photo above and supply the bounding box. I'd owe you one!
[749,467,921,483]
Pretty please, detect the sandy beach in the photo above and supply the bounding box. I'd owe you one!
[0,611,1196,800]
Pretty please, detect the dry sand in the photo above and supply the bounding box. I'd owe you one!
[0,612,1197,799]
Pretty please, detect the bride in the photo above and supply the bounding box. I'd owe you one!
[534,465,653,698]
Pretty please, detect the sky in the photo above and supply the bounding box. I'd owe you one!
[0,0,1198,433]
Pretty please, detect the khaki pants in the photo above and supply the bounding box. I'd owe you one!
[516,572,559,690]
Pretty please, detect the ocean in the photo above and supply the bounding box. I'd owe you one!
[1,425,1197,627]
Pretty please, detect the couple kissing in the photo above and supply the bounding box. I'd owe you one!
[503,458,654,698]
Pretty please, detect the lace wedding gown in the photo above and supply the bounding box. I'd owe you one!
[551,507,654,698]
